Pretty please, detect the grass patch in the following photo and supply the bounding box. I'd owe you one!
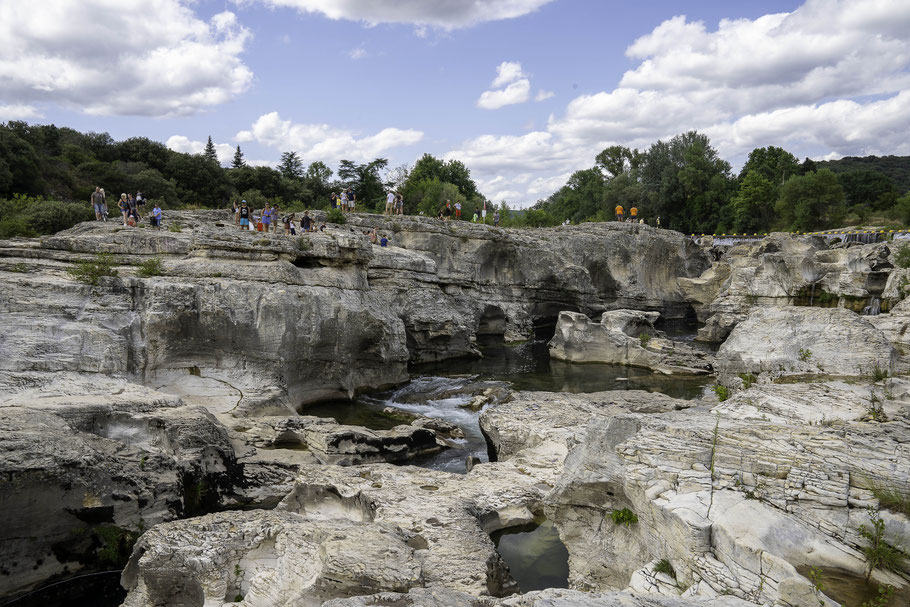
[639,333,651,348]
[168,222,183,233]
[798,348,812,362]
[871,483,910,517]
[94,525,139,567]
[136,257,163,277]
[653,558,676,579]
[870,363,889,382]
[67,252,118,286]
[296,236,312,250]
[738,372,757,389]
[9,262,27,273]
[609,508,638,526]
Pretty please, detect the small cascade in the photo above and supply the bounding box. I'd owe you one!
[862,297,881,316]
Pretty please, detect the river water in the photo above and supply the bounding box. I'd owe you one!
[303,336,712,474]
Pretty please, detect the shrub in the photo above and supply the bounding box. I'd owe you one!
[713,384,729,401]
[296,236,312,250]
[326,208,345,224]
[798,348,812,362]
[653,559,676,579]
[67,252,118,286]
[609,508,638,526]
[0,215,37,238]
[9,262,28,273]
[859,507,906,582]
[255,238,270,246]
[870,482,910,517]
[639,333,651,348]
[136,257,163,277]
[739,373,757,389]
[870,363,889,382]
[168,222,182,233]
[895,245,910,269]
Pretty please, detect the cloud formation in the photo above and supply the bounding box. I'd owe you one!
[242,0,554,29]
[477,61,532,109]
[165,136,236,165]
[452,0,910,206]
[0,0,252,117]
[235,111,423,164]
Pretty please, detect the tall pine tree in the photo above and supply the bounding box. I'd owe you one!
[203,136,218,164]
[231,145,246,169]
[278,151,303,179]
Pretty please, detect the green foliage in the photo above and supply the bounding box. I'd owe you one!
[296,236,312,250]
[870,363,889,382]
[870,482,910,518]
[639,333,651,348]
[94,525,139,567]
[713,384,729,401]
[858,507,906,582]
[0,195,94,237]
[739,373,757,389]
[798,348,812,362]
[67,252,118,285]
[168,222,182,233]
[894,245,910,269]
[732,170,776,233]
[609,508,638,526]
[136,257,163,277]
[9,262,27,273]
[326,208,345,224]
[254,238,270,246]
[818,153,910,194]
[653,559,676,579]
[278,151,304,179]
[861,584,895,607]
[776,169,846,231]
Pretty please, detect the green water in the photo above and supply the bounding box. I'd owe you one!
[411,338,711,400]
[300,400,404,430]
[491,518,570,592]
[795,565,910,607]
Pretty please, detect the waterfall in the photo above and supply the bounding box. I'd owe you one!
[862,297,881,316]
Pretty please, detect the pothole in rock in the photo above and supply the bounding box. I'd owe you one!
[490,516,570,593]
[795,565,910,607]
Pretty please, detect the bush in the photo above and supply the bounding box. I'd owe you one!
[67,252,118,286]
[168,222,182,233]
[639,333,651,348]
[136,257,163,277]
[895,245,910,269]
[798,348,812,362]
[0,196,93,237]
[0,215,36,238]
[859,507,906,582]
[609,508,638,526]
[870,482,910,517]
[713,384,729,401]
[296,236,312,250]
[739,373,757,389]
[326,208,345,224]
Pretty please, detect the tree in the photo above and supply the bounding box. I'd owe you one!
[338,158,389,210]
[776,169,846,231]
[231,145,246,169]
[838,169,898,211]
[595,145,635,179]
[740,146,800,185]
[278,151,303,180]
[203,136,218,164]
[731,170,776,232]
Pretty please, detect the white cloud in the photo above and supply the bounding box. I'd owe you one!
[165,135,235,165]
[349,46,368,59]
[477,61,531,109]
[492,61,525,87]
[0,0,252,117]
[0,103,41,121]
[535,90,555,102]
[242,0,554,29]
[451,0,910,206]
[235,111,423,165]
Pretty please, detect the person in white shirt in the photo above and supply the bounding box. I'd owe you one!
[385,191,395,215]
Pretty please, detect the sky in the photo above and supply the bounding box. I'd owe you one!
[1,0,909,207]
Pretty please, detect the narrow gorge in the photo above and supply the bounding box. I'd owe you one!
[1,212,908,607]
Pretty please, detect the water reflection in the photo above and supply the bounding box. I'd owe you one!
[491,518,570,593]
[6,571,126,607]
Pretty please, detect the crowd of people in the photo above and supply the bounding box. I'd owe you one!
[231,200,326,235]
[90,187,163,229]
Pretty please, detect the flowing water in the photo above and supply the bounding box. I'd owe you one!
[302,336,712,474]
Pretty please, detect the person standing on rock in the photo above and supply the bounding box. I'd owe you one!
[630,205,638,222]
[385,190,395,215]
[238,200,250,230]
[615,204,624,222]
[493,210,500,227]
[347,188,356,213]
[454,201,462,220]
[340,190,348,213]
[118,193,130,226]
[395,192,404,216]
[152,202,162,230]
[443,201,452,221]
[91,187,105,221]
[261,204,273,233]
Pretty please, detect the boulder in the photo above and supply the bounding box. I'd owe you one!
[548,311,711,375]
[715,306,897,378]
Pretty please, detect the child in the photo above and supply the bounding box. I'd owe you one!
[289,214,297,236]
[152,202,162,229]
[380,234,389,247]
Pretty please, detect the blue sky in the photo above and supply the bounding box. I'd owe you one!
[2,0,909,205]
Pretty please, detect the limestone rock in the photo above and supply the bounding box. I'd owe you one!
[715,306,897,378]
[548,311,711,375]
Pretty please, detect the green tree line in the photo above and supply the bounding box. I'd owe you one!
[534,132,910,234]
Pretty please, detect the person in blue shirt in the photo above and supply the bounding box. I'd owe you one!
[380,234,389,247]
[152,202,162,229]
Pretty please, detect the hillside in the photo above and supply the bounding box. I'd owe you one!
[817,154,910,193]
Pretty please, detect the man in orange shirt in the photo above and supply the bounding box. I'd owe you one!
[630,205,638,222]
[615,204,624,221]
